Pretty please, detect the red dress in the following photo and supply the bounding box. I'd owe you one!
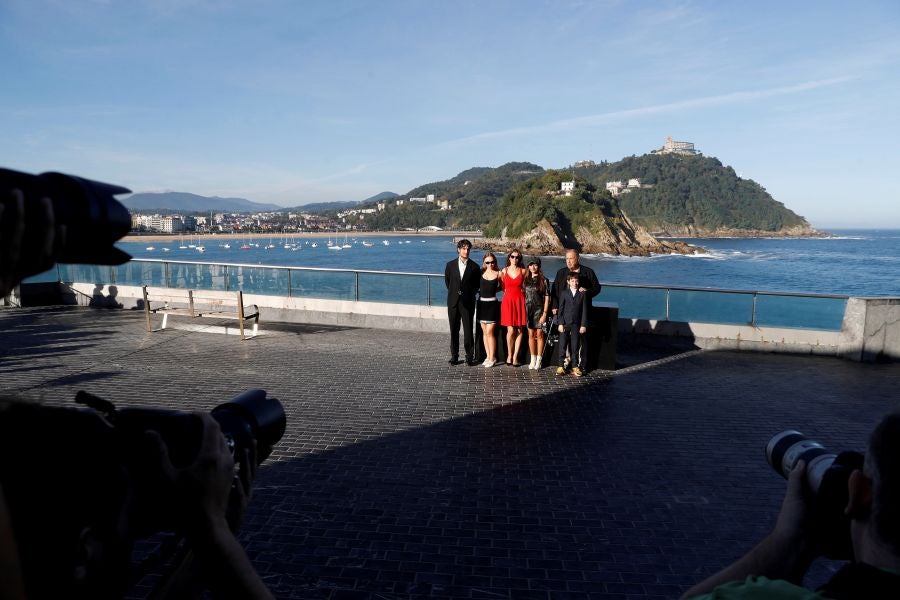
[500,269,527,327]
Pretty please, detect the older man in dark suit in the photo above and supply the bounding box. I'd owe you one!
[444,238,481,366]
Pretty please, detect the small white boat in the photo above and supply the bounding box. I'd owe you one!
[162,247,170,252]
[222,243,231,249]
[382,240,390,246]
[362,241,374,247]
[311,242,318,248]
[145,246,155,251]
[327,245,342,251]
[196,246,205,253]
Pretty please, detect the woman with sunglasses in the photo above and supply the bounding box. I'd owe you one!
[477,252,501,367]
[499,248,527,366]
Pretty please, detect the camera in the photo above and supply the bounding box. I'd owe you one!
[0,389,286,598]
[0,167,133,278]
[766,430,864,559]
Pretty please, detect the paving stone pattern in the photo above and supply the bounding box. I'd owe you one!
[1,306,899,599]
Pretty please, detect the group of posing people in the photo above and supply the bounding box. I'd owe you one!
[444,239,600,375]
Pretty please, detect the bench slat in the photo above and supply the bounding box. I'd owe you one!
[142,286,259,340]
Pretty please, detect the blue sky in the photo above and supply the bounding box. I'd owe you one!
[2,1,898,228]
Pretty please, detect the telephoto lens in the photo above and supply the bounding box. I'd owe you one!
[765,430,864,560]
[766,430,837,494]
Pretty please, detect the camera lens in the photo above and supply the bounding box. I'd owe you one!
[766,430,837,493]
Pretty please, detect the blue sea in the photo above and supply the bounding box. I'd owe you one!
[122,229,900,298]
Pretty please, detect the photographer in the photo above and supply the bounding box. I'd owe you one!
[683,411,900,599]
[1,179,274,599]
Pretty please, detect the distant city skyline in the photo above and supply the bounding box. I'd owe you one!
[1,1,898,228]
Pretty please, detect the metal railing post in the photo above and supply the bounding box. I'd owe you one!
[665,288,670,321]
[164,262,171,287]
[224,266,229,291]
[751,292,758,327]
[427,276,432,306]
[287,269,292,298]
[355,271,360,301]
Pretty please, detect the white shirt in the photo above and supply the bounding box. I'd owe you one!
[458,258,468,279]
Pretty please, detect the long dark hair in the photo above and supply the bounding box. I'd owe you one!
[505,248,523,269]
[525,263,546,293]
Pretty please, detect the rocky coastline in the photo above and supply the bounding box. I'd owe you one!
[471,217,702,257]
[650,224,828,238]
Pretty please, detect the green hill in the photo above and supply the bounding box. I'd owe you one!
[477,170,697,256]
[357,162,543,230]
[576,154,810,233]
[338,154,815,236]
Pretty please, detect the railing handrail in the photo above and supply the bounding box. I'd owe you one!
[597,281,849,300]
[125,258,850,300]
[44,259,853,331]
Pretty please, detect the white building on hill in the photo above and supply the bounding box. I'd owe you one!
[651,136,699,156]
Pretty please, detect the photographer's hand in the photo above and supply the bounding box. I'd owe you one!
[681,461,816,598]
[145,414,273,600]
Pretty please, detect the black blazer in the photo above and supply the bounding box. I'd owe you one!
[557,288,588,327]
[444,258,481,309]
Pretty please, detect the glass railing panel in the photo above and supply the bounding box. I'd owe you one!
[357,272,430,305]
[669,289,754,325]
[225,265,289,296]
[169,262,226,290]
[21,266,59,284]
[597,285,667,320]
[58,264,115,284]
[115,261,165,286]
[755,295,847,331]
[290,269,356,300]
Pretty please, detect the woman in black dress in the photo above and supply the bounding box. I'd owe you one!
[478,252,501,367]
[524,257,551,369]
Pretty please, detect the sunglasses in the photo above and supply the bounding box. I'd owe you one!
[510,255,521,260]
[484,260,496,264]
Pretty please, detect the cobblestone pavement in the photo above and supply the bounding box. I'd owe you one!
[2,306,899,599]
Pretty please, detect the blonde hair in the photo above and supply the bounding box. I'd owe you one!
[481,252,497,274]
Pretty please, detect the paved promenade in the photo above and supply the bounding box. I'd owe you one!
[2,306,899,599]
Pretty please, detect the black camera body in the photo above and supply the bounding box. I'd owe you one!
[0,167,133,279]
[766,431,864,559]
[0,390,285,598]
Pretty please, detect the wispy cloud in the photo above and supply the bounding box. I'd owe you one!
[437,77,855,147]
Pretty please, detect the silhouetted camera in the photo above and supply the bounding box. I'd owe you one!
[0,167,132,277]
[0,389,286,598]
[73,388,286,535]
[766,430,864,559]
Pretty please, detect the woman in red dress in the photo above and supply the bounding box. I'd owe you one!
[499,248,527,366]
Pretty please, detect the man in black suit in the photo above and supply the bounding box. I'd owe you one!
[551,249,601,369]
[444,239,481,366]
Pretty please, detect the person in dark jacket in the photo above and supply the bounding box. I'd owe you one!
[555,272,588,377]
[551,249,600,369]
[444,239,481,365]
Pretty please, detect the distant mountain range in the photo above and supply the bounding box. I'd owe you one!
[125,190,400,214]
[123,191,282,213]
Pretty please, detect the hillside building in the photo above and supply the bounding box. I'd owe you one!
[574,159,595,168]
[651,136,699,156]
[561,181,575,196]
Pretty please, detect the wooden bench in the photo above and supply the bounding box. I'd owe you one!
[142,286,260,340]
